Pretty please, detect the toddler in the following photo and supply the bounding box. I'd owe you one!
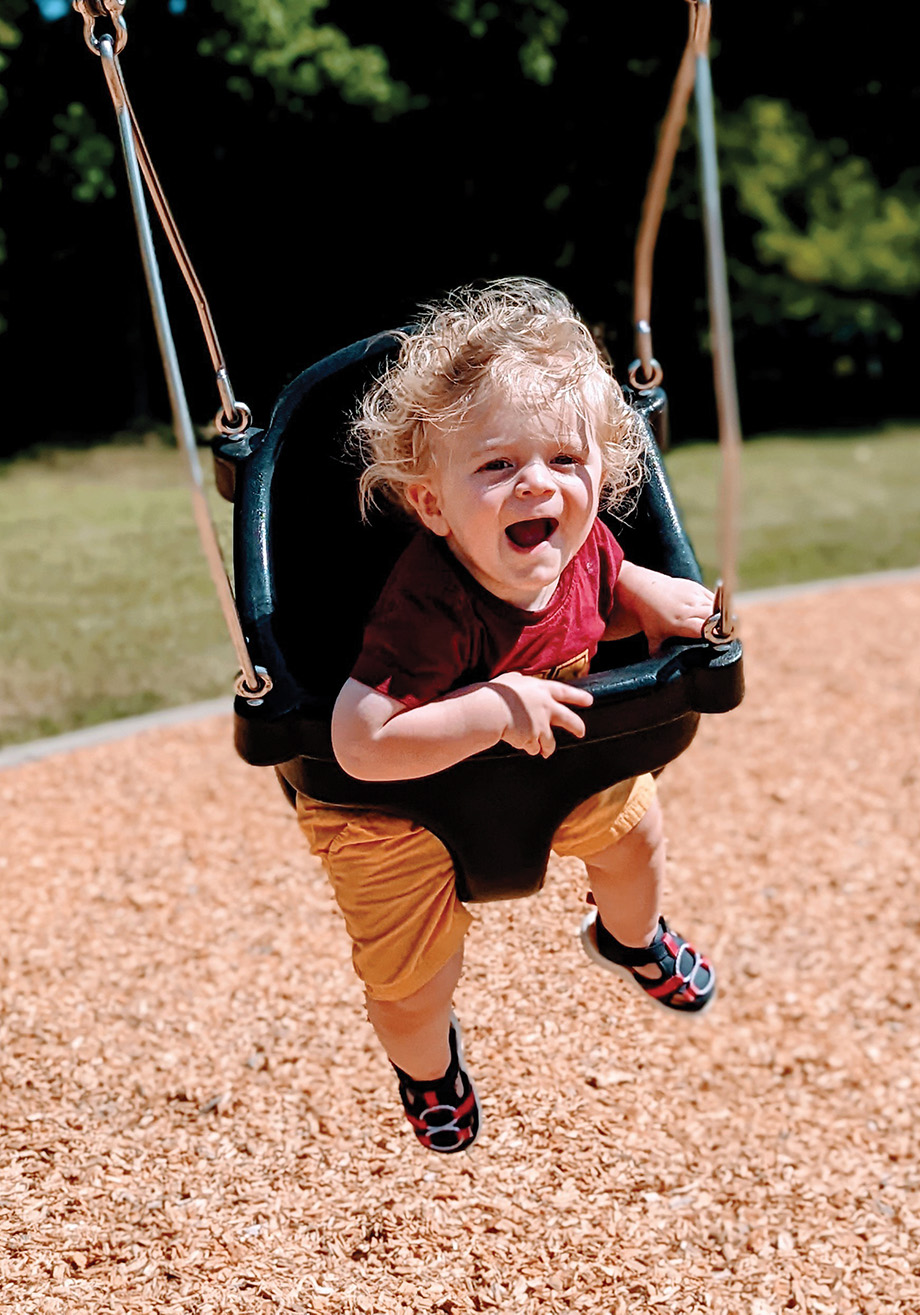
[297,278,716,1153]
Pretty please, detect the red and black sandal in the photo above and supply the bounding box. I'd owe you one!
[580,909,716,1015]
[393,1014,481,1153]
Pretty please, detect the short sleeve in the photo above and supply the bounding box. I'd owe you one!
[594,518,624,618]
[350,535,476,709]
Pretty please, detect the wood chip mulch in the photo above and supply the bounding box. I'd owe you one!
[1,579,918,1314]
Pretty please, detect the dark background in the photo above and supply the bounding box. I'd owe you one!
[2,1,917,454]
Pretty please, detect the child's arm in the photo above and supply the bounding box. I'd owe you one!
[332,673,594,782]
[605,561,715,656]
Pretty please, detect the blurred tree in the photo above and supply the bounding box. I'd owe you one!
[199,0,415,118]
[46,100,116,202]
[1,0,917,452]
[0,0,22,126]
[0,0,27,330]
[719,96,920,347]
[447,0,568,84]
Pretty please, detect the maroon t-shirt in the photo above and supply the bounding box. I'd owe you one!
[351,518,624,709]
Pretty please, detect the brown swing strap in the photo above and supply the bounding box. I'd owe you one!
[630,0,711,392]
[630,1,739,647]
[72,0,250,439]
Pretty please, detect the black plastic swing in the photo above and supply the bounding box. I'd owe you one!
[214,329,742,903]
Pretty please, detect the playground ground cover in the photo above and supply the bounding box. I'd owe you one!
[1,425,919,748]
[0,574,918,1313]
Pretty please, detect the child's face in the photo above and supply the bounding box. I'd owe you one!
[406,389,604,610]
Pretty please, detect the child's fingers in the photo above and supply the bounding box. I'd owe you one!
[549,702,588,740]
[492,674,591,756]
[676,586,714,614]
[528,705,587,757]
[543,680,594,707]
[538,729,557,758]
[519,727,556,757]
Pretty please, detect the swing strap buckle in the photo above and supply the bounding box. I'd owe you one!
[73,0,128,57]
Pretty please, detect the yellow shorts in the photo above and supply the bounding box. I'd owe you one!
[297,772,656,1003]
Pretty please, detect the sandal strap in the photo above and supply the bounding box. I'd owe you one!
[598,916,714,1002]
[394,1018,481,1152]
[649,931,713,1002]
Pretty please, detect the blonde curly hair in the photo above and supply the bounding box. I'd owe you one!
[354,278,645,520]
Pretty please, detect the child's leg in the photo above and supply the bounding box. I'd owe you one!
[297,798,481,1149]
[554,778,715,1012]
[583,795,666,972]
[295,796,473,1068]
[366,948,464,1080]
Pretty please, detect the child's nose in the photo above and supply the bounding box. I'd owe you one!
[515,459,555,496]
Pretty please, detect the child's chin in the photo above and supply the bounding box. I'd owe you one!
[514,558,564,589]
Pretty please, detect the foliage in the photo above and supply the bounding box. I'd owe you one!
[199,0,415,118]
[198,0,570,116]
[3,0,918,446]
[0,0,27,320]
[718,97,920,345]
[449,0,567,84]
[48,101,116,202]
[0,0,25,118]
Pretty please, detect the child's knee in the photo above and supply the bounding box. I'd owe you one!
[585,795,666,881]
[366,948,465,1014]
[630,795,665,858]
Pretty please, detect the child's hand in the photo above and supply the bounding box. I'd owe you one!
[489,672,594,758]
[614,562,715,656]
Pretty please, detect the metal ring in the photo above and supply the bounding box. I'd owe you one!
[627,357,664,391]
[235,666,273,701]
[73,0,128,56]
[216,401,252,439]
[702,611,735,646]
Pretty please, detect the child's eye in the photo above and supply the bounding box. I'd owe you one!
[477,458,511,473]
[552,453,580,467]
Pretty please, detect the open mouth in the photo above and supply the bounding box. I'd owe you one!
[505,517,558,549]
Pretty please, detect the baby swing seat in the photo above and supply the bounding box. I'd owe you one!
[215,331,744,903]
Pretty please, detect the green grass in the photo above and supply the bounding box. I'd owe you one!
[665,424,920,589]
[1,426,918,748]
[0,439,234,748]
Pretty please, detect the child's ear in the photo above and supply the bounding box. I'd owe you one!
[406,482,450,536]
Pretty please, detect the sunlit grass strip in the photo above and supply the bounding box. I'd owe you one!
[665,424,920,590]
[0,442,234,747]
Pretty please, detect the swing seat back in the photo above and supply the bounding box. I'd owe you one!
[215,332,743,902]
